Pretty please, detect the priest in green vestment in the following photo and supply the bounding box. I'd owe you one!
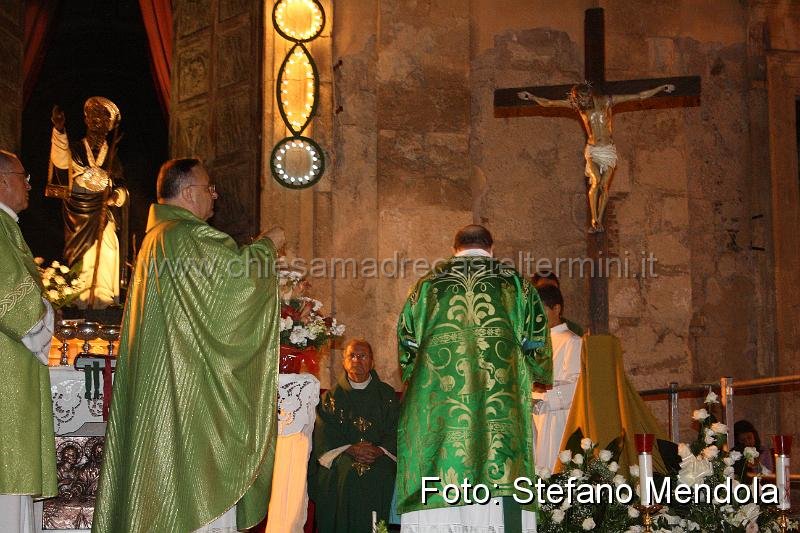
[0,150,57,533]
[308,338,400,533]
[396,225,552,531]
[92,158,282,533]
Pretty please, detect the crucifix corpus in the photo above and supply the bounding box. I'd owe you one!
[494,8,701,333]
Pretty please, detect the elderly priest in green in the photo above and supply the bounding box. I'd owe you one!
[92,158,283,533]
[0,150,57,533]
[309,338,400,533]
[396,225,552,532]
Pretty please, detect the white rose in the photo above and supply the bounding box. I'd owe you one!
[692,408,709,421]
[678,443,693,459]
[629,464,640,477]
[59,265,69,274]
[729,450,742,462]
[70,278,79,287]
[723,466,735,477]
[573,453,584,465]
[34,256,44,265]
[711,422,727,434]
[628,506,640,518]
[702,445,719,460]
[581,438,594,451]
[599,449,612,462]
[704,435,716,445]
[570,468,583,479]
[613,474,627,486]
[536,467,552,480]
[559,450,572,464]
[608,461,619,473]
[54,275,65,285]
[723,457,735,466]
[551,509,565,524]
[705,390,719,404]
[63,287,73,296]
[47,289,59,300]
[280,316,294,332]
[743,447,759,461]
[582,517,596,530]
[52,261,61,268]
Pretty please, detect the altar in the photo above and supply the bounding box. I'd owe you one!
[39,362,320,532]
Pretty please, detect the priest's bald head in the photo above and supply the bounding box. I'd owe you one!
[0,150,31,214]
[453,224,493,254]
[157,158,218,221]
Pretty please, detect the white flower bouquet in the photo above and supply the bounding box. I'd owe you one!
[35,258,86,309]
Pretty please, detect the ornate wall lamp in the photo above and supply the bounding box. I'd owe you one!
[270,0,326,189]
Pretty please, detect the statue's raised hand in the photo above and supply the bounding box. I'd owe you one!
[51,105,66,133]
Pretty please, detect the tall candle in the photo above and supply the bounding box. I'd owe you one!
[773,435,792,511]
[636,433,655,506]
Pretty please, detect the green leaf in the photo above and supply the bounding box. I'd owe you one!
[604,432,625,462]
[564,427,584,456]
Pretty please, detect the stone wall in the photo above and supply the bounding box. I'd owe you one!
[265,0,796,446]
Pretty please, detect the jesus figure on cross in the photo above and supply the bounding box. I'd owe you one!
[518,82,675,232]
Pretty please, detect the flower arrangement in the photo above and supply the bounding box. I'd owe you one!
[35,258,86,309]
[278,269,345,374]
[535,392,797,532]
[536,433,637,532]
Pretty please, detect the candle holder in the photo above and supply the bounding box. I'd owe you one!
[634,503,663,533]
[772,434,792,533]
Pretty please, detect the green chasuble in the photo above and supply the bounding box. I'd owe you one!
[396,256,552,514]
[0,210,57,498]
[92,204,280,533]
[309,370,400,533]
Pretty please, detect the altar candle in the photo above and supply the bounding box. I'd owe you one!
[372,511,377,532]
[636,433,655,506]
[773,435,792,511]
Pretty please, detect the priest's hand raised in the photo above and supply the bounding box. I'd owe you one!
[345,441,384,464]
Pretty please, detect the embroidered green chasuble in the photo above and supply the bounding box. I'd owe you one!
[0,210,57,497]
[396,257,552,514]
[92,204,280,532]
[309,370,400,533]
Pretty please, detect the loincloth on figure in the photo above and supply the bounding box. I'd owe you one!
[583,143,618,176]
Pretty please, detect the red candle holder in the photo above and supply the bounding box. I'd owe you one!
[635,433,655,454]
[773,435,793,457]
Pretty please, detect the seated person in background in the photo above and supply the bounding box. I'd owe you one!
[533,270,584,336]
[533,285,583,471]
[734,419,774,475]
[309,338,400,533]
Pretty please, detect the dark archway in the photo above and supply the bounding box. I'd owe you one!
[20,0,167,284]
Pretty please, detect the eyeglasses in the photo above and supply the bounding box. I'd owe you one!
[4,171,30,185]
[345,352,371,361]
[186,184,216,195]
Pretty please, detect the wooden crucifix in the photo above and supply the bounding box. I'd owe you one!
[494,8,700,334]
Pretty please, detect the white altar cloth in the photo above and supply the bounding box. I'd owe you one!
[266,373,321,533]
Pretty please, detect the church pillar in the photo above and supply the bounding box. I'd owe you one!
[0,1,23,151]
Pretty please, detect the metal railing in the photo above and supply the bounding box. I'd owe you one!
[639,374,800,447]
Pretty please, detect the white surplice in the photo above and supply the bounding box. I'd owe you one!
[533,323,582,472]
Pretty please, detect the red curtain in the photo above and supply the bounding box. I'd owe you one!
[138,0,173,116]
[23,0,60,106]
